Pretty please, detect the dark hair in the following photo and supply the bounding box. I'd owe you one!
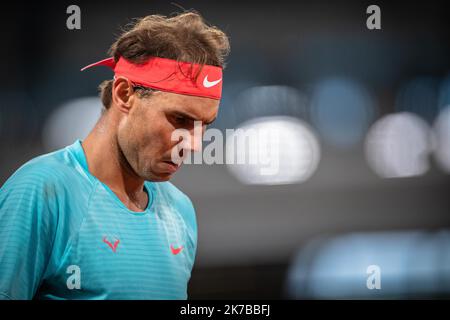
[99,11,230,109]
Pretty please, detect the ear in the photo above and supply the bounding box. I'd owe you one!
[111,76,136,114]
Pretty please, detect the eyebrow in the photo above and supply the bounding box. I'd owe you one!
[172,110,217,125]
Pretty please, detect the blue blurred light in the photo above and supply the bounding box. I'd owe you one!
[395,76,440,124]
[234,85,308,123]
[310,77,376,148]
[286,230,450,299]
[438,73,450,110]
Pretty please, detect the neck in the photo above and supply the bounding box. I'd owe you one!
[82,112,145,201]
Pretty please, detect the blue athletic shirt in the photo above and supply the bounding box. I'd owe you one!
[0,140,197,299]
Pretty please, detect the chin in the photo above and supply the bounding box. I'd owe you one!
[151,175,172,182]
[141,171,173,182]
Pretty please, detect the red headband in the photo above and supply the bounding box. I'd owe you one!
[81,56,223,100]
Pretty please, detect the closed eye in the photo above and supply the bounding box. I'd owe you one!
[172,115,195,128]
[174,116,184,123]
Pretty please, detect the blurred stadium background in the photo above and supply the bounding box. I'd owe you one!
[1,0,449,299]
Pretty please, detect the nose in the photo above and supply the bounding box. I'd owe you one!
[176,129,203,160]
[190,130,203,152]
[180,126,203,152]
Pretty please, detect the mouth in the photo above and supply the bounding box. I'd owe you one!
[161,160,181,174]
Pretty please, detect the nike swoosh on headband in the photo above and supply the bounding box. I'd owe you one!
[203,75,222,88]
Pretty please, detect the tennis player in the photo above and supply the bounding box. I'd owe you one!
[0,11,230,299]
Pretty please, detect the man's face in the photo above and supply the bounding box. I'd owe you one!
[117,89,219,182]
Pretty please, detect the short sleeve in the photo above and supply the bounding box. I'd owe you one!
[0,165,59,300]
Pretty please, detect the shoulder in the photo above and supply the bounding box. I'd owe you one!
[2,146,84,190]
[0,146,94,253]
[1,145,92,210]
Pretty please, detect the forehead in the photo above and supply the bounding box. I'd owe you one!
[156,91,220,119]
